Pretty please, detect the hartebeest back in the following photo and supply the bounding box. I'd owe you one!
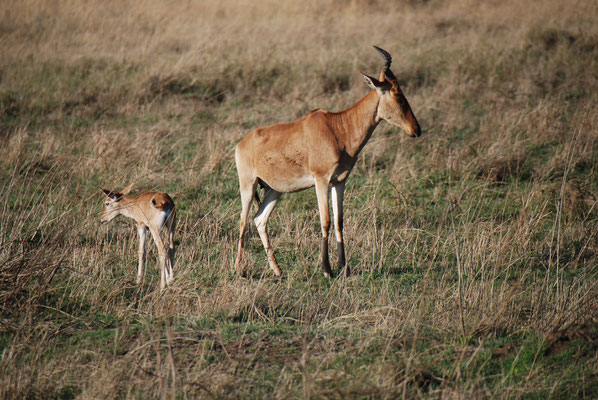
[100,184,176,290]
[235,46,421,277]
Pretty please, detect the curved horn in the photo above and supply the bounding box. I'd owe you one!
[374,45,392,71]
[373,45,397,82]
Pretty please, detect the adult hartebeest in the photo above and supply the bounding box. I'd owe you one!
[235,46,421,278]
[100,184,177,290]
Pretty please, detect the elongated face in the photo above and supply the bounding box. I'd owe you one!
[377,80,421,138]
[362,72,421,138]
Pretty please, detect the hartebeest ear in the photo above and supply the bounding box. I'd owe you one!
[361,73,391,94]
[120,183,134,195]
[101,188,112,198]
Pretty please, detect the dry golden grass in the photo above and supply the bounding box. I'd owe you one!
[1,0,597,398]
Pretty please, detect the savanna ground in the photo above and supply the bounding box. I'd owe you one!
[1,0,597,398]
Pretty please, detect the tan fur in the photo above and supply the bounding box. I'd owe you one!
[100,186,176,290]
[234,47,421,278]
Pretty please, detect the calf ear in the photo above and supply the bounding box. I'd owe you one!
[361,73,391,94]
[101,189,120,201]
[121,183,134,195]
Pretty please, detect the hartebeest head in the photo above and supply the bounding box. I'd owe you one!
[361,46,421,138]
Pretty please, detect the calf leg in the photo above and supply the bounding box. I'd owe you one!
[137,223,148,285]
[166,210,176,285]
[149,227,169,290]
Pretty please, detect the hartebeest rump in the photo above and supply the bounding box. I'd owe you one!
[234,46,421,278]
[100,184,177,290]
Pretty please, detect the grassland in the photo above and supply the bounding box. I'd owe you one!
[1,0,597,398]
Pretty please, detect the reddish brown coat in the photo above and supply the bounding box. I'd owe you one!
[234,47,421,277]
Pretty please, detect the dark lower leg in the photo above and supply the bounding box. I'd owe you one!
[321,237,333,277]
[336,241,349,276]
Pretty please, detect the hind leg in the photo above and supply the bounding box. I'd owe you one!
[148,226,169,290]
[254,188,282,276]
[235,177,257,272]
[166,211,176,285]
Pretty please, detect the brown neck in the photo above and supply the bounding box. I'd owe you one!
[332,90,380,157]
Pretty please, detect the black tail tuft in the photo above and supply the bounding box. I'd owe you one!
[253,189,261,208]
[254,178,269,208]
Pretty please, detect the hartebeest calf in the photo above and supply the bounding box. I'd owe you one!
[100,184,176,290]
[235,46,421,278]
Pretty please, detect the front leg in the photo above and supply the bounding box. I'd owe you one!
[137,223,148,285]
[331,181,348,276]
[315,179,334,278]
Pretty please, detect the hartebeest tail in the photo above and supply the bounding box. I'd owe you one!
[234,46,421,278]
[100,183,176,290]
